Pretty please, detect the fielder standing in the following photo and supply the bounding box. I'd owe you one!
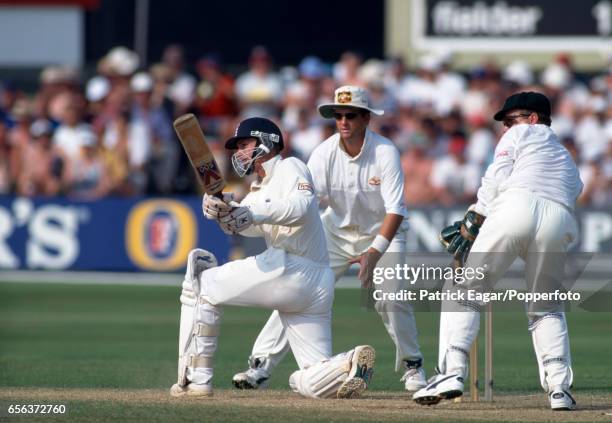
[170,117,375,399]
[413,92,583,411]
[233,86,426,392]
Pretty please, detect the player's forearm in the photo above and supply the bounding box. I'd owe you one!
[377,213,404,244]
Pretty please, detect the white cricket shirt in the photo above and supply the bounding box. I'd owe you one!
[240,155,329,265]
[307,129,407,238]
[474,124,583,216]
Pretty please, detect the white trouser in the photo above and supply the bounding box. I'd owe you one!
[440,190,577,391]
[250,225,422,373]
[188,247,334,385]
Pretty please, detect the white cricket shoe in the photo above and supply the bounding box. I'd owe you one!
[400,359,427,392]
[413,373,464,405]
[232,359,270,390]
[549,387,576,411]
[170,382,213,398]
[337,345,376,399]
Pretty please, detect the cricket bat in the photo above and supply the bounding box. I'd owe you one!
[173,113,225,197]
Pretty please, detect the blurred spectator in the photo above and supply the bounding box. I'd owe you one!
[16,119,62,196]
[430,135,480,206]
[53,95,92,160]
[333,51,363,86]
[1,49,610,209]
[282,56,326,131]
[235,46,282,119]
[85,76,111,120]
[98,46,140,81]
[465,115,495,168]
[503,60,534,89]
[360,59,399,123]
[7,99,34,184]
[288,108,325,162]
[0,120,11,193]
[1,81,22,123]
[130,72,178,194]
[401,132,436,206]
[101,99,150,195]
[195,54,237,137]
[63,130,110,199]
[162,44,197,116]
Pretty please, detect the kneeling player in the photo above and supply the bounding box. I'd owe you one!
[169,117,375,399]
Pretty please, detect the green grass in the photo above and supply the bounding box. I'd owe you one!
[0,282,611,422]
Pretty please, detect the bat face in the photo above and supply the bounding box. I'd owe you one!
[173,114,225,195]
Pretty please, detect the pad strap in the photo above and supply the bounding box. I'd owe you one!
[195,323,220,337]
[190,355,214,368]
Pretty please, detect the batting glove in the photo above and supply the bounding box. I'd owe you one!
[219,202,253,234]
[202,192,234,220]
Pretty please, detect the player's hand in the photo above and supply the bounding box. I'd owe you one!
[219,203,253,234]
[202,192,234,220]
[349,248,383,289]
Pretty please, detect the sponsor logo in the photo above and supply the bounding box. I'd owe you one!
[126,199,196,271]
[0,198,86,269]
[368,176,381,186]
[196,160,223,190]
[496,150,510,158]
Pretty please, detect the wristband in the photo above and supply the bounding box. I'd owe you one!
[370,234,390,254]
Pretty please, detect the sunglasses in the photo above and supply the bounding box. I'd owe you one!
[503,112,532,128]
[333,112,358,120]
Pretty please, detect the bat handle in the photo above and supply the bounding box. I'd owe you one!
[214,191,224,199]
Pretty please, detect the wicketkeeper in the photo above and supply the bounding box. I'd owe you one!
[413,92,583,411]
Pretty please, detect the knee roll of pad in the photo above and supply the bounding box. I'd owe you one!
[291,355,351,399]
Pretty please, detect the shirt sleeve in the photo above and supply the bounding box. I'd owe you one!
[233,192,265,237]
[380,144,407,217]
[473,126,520,216]
[248,159,315,227]
[306,145,329,203]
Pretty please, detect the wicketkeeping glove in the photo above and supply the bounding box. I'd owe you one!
[202,192,234,220]
[219,202,253,234]
[439,210,486,262]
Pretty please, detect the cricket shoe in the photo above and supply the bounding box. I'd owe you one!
[412,373,464,405]
[170,382,213,398]
[232,359,270,390]
[549,387,576,411]
[400,359,427,392]
[337,345,376,399]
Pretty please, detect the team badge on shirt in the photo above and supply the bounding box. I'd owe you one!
[368,176,381,186]
[297,182,314,193]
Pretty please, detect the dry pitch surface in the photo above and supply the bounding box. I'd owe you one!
[2,388,612,423]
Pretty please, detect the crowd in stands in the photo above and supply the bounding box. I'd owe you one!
[0,45,611,207]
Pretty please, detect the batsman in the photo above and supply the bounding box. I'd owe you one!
[170,117,375,399]
[233,86,426,392]
[413,92,583,411]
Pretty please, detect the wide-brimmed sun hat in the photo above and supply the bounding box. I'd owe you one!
[318,85,384,118]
